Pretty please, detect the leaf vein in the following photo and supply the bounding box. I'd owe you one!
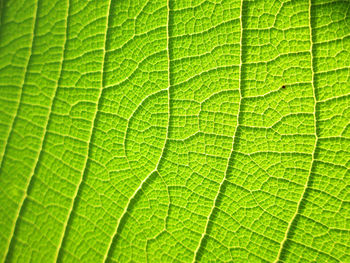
[55,0,113,260]
[192,0,245,261]
[274,1,318,261]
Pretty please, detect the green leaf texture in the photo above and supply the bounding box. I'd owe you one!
[0,0,349,262]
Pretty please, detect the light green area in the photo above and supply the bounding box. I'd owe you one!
[0,0,349,262]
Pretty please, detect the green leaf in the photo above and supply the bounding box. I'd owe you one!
[0,0,349,262]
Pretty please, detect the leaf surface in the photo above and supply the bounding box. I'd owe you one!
[0,0,349,262]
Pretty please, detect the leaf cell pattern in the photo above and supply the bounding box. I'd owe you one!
[0,0,349,262]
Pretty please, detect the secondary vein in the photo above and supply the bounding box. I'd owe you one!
[54,0,113,260]
[0,0,38,170]
[2,0,40,260]
[274,0,318,261]
[103,0,172,261]
[192,0,245,261]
